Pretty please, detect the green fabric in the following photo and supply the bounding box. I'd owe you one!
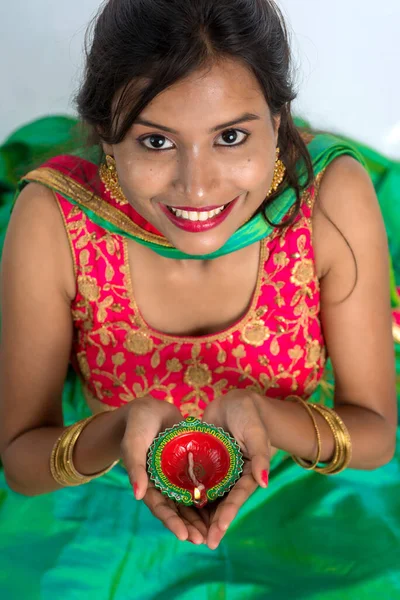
[1,116,400,599]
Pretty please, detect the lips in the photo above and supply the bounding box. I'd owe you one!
[166,204,227,212]
[159,196,240,233]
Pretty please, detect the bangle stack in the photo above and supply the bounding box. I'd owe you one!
[287,395,352,475]
[50,414,119,487]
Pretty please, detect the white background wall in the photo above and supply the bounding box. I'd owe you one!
[1,0,400,157]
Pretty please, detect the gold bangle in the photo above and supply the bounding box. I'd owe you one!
[333,410,352,470]
[309,404,352,475]
[50,414,119,487]
[50,436,67,486]
[309,405,341,474]
[287,396,322,470]
[51,419,94,486]
[66,419,118,481]
[321,405,352,474]
[315,405,351,475]
[63,419,94,484]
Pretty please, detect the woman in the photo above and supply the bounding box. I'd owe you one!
[1,0,399,598]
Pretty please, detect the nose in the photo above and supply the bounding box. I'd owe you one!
[173,149,220,205]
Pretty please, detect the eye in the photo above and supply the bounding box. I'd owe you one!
[216,129,249,147]
[140,134,175,151]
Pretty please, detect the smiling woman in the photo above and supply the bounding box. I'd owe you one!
[0,0,400,599]
[105,61,285,254]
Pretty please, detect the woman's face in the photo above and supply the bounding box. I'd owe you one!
[105,59,280,256]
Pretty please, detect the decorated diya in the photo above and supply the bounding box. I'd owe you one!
[147,417,244,508]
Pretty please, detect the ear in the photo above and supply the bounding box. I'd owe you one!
[95,126,114,157]
[102,143,114,157]
[273,114,281,144]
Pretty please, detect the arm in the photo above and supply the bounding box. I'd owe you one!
[260,156,397,469]
[0,183,129,496]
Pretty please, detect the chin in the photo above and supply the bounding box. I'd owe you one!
[168,231,231,257]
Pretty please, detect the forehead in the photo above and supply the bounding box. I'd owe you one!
[140,59,269,126]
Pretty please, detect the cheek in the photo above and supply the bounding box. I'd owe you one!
[119,158,172,199]
[230,155,272,192]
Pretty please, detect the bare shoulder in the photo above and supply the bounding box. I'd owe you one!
[316,154,377,214]
[3,183,76,301]
[312,155,386,282]
[12,182,66,232]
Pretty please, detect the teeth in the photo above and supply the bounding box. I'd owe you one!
[169,205,226,220]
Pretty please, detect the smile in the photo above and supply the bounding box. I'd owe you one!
[168,205,226,221]
[160,197,240,232]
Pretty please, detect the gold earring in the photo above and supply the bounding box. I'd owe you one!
[268,148,286,196]
[99,155,128,206]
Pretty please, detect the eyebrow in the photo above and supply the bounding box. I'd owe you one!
[134,112,261,134]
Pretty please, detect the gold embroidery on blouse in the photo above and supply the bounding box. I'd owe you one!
[124,331,154,355]
[273,251,290,268]
[167,358,183,373]
[184,363,212,388]
[302,169,325,211]
[78,276,101,302]
[291,258,314,287]
[305,339,323,367]
[77,351,91,381]
[241,319,271,347]
[59,176,326,413]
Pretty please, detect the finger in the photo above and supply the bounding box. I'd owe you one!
[122,404,162,500]
[242,424,271,489]
[123,437,149,500]
[251,454,270,489]
[144,488,189,541]
[207,521,225,551]
[207,473,257,550]
[181,519,205,545]
[179,506,208,542]
[218,474,257,528]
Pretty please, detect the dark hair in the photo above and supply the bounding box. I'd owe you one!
[77,0,314,223]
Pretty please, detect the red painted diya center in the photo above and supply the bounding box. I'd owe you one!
[162,432,231,505]
[147,418,244,507]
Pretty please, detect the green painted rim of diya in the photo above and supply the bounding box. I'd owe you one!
[147,417,244,506]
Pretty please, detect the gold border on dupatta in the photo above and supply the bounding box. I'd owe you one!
[24,167,173,248]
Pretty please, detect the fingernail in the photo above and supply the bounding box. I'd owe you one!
[261,469,269,487]
[133,482,139,498]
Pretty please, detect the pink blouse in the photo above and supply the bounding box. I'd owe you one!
[51,159,326,418]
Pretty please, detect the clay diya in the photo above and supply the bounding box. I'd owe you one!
[147,417,244,508]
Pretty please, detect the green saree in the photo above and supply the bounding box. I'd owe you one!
[0,116,400,599]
